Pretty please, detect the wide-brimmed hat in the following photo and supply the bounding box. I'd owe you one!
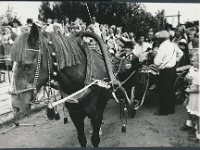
[155,30,170,39]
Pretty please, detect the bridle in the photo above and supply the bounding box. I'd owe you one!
[9,46,52,105]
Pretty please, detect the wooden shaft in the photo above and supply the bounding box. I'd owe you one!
[51,80,98,107]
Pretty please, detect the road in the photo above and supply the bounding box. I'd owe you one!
[0,98,199,148]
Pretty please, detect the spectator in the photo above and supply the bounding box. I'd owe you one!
[146,28,154,47]
[45,18,54,32]
[64,17,70,27]
[191,38,199,49]
[178,39,190,66]
[153,30,183,116]
[12,18,22,36]
[99,24,104,32]
[106,26,118,55]
[180,49,199,143]
[63,25,71,36]
[129,32,135,42]
[89,16,101,37]
[26,18,33,32]
[133,31,151,63]
[80,24,86,32]
[2,25,17,67]
[115,27,123,39]
[188,28,196,52]
[53,18,63,32]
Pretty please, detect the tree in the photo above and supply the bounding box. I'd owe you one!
[1,5,18,25]
[38,2,167,34]
[38,1,54,22]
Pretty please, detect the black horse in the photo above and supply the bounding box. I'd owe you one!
[9,23,117,147]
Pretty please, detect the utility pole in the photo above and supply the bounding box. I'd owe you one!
[165,11,181,27]
[178,11,180,26]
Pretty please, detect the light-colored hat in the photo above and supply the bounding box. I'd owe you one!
[155,30,170,39]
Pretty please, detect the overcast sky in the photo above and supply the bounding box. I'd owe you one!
[0,1,199,27]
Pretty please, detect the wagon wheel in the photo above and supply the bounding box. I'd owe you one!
[174,70,188,105]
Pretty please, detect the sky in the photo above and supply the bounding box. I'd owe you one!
[0,1,199,27]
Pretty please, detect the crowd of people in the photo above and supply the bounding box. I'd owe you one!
[0,16,199,143]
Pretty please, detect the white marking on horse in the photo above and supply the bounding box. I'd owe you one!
[9,61,17,93]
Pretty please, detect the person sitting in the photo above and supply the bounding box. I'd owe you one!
[132,31,151,65]
[106,26,118,55]
[1,25,17,68]
[115,27,123,39]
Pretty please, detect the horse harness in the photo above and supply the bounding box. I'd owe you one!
[9,37,111,106]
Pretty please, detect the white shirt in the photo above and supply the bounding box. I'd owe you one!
[154,39,183,69]
[45,24,54,32]
[90,22,101,37]
[132,42,151,62]
[12,27,22,36]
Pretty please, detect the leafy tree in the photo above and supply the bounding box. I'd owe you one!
[1,5,19,25]
[38,2,167,34]
[38,1,54,22]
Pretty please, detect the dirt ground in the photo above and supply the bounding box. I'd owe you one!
[0,98,199,148]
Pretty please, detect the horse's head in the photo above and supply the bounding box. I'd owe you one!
[9,23,49,116]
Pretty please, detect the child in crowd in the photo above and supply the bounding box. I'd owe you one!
[180,49,199,143]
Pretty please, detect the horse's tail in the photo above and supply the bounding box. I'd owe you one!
[74,32,115,83]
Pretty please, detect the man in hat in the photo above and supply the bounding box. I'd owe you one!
[153,30,183,115]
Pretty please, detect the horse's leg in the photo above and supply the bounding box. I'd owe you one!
[68,107,87,147]
[90,111,103,147]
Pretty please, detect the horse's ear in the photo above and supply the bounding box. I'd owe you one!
[28,23,39,47]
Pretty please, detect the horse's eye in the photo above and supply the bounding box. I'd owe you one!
[25,64,32,70]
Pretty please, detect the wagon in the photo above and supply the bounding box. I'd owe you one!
[112,44,191,117]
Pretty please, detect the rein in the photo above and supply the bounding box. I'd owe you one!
[9,47,52,105]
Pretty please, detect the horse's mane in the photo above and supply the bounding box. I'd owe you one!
[11,32,85,69]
